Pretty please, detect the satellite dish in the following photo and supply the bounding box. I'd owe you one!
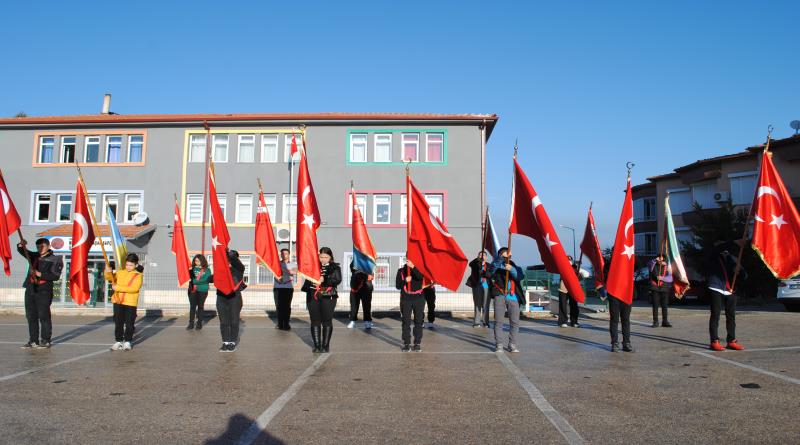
[132,212,149,226]
[791,120,800,135]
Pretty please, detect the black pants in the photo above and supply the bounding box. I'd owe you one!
[401,294,425,345]
[424,289,436,323]
[217,292,242,343]
[24,286,53,343]
[709,290,736,342]
[273,288,294,328]
[307,295,337,328]
[609,296,631,345]
[650,286,669,323]
[188,290,208,322]
[558,291,579,325]
[349,288,373,322]
[113,303,137,342]
[471,285,488,325]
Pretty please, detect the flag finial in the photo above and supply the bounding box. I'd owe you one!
[764,124,774,153]
[513,139,518,159]
[626,161,635,178]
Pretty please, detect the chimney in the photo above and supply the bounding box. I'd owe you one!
[101,94,112,114]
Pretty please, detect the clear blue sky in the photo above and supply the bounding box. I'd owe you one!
[2,1,798,265]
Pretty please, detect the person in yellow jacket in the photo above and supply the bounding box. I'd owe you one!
[105,253,143,351]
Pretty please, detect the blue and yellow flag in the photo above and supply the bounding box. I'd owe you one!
[106,207,127,268]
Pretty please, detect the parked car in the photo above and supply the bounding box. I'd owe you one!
[777,276,800,312]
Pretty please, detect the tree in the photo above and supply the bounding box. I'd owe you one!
[14,112,27,117]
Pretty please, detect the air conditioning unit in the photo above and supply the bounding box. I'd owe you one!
[276,227,296,242]
[713,191,730,202]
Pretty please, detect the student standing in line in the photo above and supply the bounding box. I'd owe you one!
[557,256,590,328]
[396,258,426,352]
[301,247,341,353]
[648,255,673,328]
[707,243,746,351]
[217,249,245,352]
[347,261,374,329]
[423,281,437,329]
[187,254,212,331]
[273,248,296,331]
[17,238,63,349]
[467,252,491,327]
[106,253,143,351]
[489,247,525,353]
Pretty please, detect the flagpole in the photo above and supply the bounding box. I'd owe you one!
[505,141,518,288]
[576,202,591,270]
[406,162,412,279]
[480,205,489,258]
[74,161,113,282]
[730,125,772,292]
[201,121,211,257]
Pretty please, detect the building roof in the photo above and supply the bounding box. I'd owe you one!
[37,224,154,239]
[0,112,499,137]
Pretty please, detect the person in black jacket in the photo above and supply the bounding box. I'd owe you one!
[707,242,746,351]
[396,258,426,352]
[489,247,525,353]
[18,238,63,349]
[216,248,245,353]
[467,252,491,327]
[347,261,374,330]
[301,247,342,353]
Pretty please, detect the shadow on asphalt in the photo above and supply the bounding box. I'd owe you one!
[518,326,610,351]
[132,317,177,346]
[204,413,286,445]
[576,317,709,349]
[52,317,113,343]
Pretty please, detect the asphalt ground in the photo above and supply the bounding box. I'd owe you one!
[1,305,799,445]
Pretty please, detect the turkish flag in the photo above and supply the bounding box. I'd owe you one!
[750,150,800,279]
[606,178,636,304]
[509,160,586,302]
[296,146,322,283]
[406,176,467,291]
[255,189,282,279]
[69,179,95,305]
[0,169,21,275]
[208,166,236,294]
[290,133,299,159]
[579,205,605,288]
[171,200,191,287]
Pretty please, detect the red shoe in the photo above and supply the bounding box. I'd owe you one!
[726,340,745,351]
[710,340,725,351]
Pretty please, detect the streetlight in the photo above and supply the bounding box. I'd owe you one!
[558,224,576,260]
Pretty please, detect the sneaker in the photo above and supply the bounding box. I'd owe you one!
[110,341,123,351]
[412,344,422,352]
[651,321,659,328]
[37,341,52,349]
[726,339,745,351]
[662,321,672,328]
[364,321,373,330]
[571,322,581,328]
[559,323,569,328]
[610,343,620,353]
[347,321,356,329]
[21,341,38,349]
[122,342,132,351]
[622,343,635,353]
[195,320,203,330]
[219,344,228,352]
[710,340,725,351]
[495,344,503,352]
[426,322,435,329]
[507,344,520,353]
[401,344,411,352]
[228,343,237,352]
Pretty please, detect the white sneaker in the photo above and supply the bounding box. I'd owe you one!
[364,321,373,330]
[559,324,569,328]
[122,341,132,351]
[347,321,356,329]
[110,342,123,351]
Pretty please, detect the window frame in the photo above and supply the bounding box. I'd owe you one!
[348,194,368,224]
[425,194,444,221]
[84,136,101,163]
[39,136,55,164]
[189,134,207,163]
[235,194,254,223]
[349,133,368,163]
[373,133,392,163]
[56,194,72,222]
[127,135,144,163]
[34,193,51,222]
[237,135,256,163]
[401,133,419,162]
[105,135,123,163]
[284,133,303,163]
[60,136,76,164]
[186,194,203,223]
[260,134,279,163]
[425,133,444,163]
[262,193,277,222]
[281,194,297,224]
[124,194,142,223]
[212,134,229,163]
[373,194,391,225]
[101,195,119,223]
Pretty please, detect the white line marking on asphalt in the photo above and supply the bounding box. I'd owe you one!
[335,351,495,354]
[0,341,111,347]
[691,351,800,386]
[0,349,109,382]
[496,352,586,445]
[237,354,331,445]
[734,346,800,352]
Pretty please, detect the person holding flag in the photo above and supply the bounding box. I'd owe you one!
[606,169,636,353]
[489,247,525,352]
[105,253,143,351]
[707,242,745,351]
[648,255,673,328]
[187,254,212,331]
[273,249,296,331]
[396,257,426,352]
[301,247,342,353]
[17,238,63,349]
[467,251,491,327]
[348,185,376,330]
[557,256,590,328]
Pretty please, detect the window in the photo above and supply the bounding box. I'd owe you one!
[281,194,297,223]
[34,194,51,222]
[350,133,367,163]
[401,133,419,162]
[189,134,207,163]
[373,194,391,224]
[39,137,55,163]
[238,135,255,163]
[284,134,303,162]
[85,136,101,163]
[425,194,444,221]
[128,135,144,162]
[61,136,76,163]
[692,181,719,209]
[124,194,141,222]
[56,195,72,222]
[102,195,119,222]
[213,135,229,163]
[239,255,252,284]
[667,188,692,214]
[633,197,657,222]
[106,136,122,163]
[348,194,367,223]
[260,134,278,163]
[186,194,203,223]
[216,194,226,221]
[634,232,657,256]
[374,256,391,288]
[235,194,253,223]
[400,194,407,224]
[374,133,392,163]
[262,194,277,221]
[88,194,97,215]
[425,133,443,162]
[729,172,758,205]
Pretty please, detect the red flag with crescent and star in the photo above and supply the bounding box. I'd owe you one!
[208,165,236,295]
[579,205,605,289]
[255,188,282,279]
[0,169,21,275]
[509,159,586,302]
[171,200,191,287]
[606,177,636,304]
[69,179,95,305]
[296,143,322,284]
[750,150,800,279]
